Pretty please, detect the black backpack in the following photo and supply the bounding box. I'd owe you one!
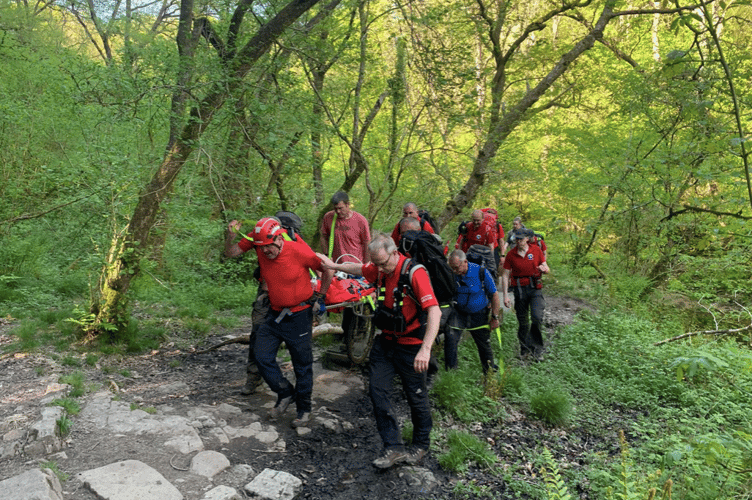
[466,244,497,279]
[417,209,439,233]
[274,211,303,241]
[398,230,456,305]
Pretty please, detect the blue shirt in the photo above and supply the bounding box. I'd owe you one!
[453,262,497,313]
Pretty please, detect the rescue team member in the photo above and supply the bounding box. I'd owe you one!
[317,233,441,469]
[446,250,501,374]
[501,229,550,360]
[319,191,371,264]
[456,209,497,253]
[390,202,435,244]
[227,218,334,428]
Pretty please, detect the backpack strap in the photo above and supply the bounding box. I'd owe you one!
[327,213,337,259]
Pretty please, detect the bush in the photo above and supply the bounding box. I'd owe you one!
[438,430,498,473]
[529,386,572,426]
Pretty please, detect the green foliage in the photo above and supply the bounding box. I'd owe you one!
[59,371,86,398]
[431,368,500,424]
[50,398,81,416]
[61,355,82,367]
[438,430,498,473]
[669,352,728,384]
[451,479,495,499]
[541,448,573,500]
[600,431,672,500]
[85,353,99,366]
[529,386,572,426]
[39,461,69,483]
[56,414,73,437]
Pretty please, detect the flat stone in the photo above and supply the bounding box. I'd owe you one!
[4,427,26,442]
[0,468,63,500]
[79,393,204,454]
[25,407,64,457]
[155,381,190,395]
[244,468,302,500]
[190,450,231,478]
[201,485,242,500]
[77,460,183,500]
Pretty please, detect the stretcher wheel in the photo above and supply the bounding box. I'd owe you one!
[343,301,376,364]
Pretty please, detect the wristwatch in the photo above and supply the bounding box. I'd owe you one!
[491,313,499,320]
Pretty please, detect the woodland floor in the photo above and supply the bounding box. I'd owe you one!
[0,294,619,500]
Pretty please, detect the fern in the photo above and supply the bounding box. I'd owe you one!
[541,447,572,500]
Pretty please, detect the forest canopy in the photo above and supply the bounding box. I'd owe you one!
[1,0,750,333]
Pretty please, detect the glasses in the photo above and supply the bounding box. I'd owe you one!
[372,253,393,268]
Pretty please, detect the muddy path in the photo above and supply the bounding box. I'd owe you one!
[0,295,603,499]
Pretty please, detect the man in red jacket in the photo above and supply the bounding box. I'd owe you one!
[318,233,440,469]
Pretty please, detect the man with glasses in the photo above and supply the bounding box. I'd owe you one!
[445,250,501,374]
[226,217,334,428]
[501,229,550,360]
[317,233,441,469]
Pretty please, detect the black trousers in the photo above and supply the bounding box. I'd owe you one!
[512,285,545,355]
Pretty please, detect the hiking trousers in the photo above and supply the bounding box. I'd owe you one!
[369,335,432,451]
[255,307,314,413]
[512,285,545,356]
[445,307,496,373]
[247,287,270,377]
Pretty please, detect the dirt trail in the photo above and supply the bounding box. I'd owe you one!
[0,295,597,499]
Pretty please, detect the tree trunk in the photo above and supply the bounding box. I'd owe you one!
[435,2,617,229]
[93,0,324,335]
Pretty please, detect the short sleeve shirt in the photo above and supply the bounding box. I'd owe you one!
[256,238,323,312]
[503,244,545,287]
[459,221,497,252]
[362,254,438,344]
[320,211,371,264]
[454,263,497,313]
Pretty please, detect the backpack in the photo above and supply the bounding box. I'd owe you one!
[466,244,497,279]
[398,230,456,305]
[417,209,439,233]
[274,211,303,241]
[480,208,503,241]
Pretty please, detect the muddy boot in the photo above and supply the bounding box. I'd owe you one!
[240,373,263,395]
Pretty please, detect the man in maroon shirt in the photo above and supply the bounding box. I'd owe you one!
[319,191,371,264]
[318,233,440,469]
[502,229,550,360]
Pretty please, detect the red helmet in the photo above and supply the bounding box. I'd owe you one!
[253,217,282,246]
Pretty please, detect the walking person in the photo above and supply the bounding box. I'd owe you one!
[227,217,334,427]
[445,250,501,373]
[390,202,436,244]
[319,191,371,264]
[501,229,550,359]
[317,233,441,468]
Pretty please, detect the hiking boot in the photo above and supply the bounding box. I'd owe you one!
[291,412,311,428]
[240,374,263,395]
[372,448,408,469]
[405,447,428,465]
[269,394,294,421]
